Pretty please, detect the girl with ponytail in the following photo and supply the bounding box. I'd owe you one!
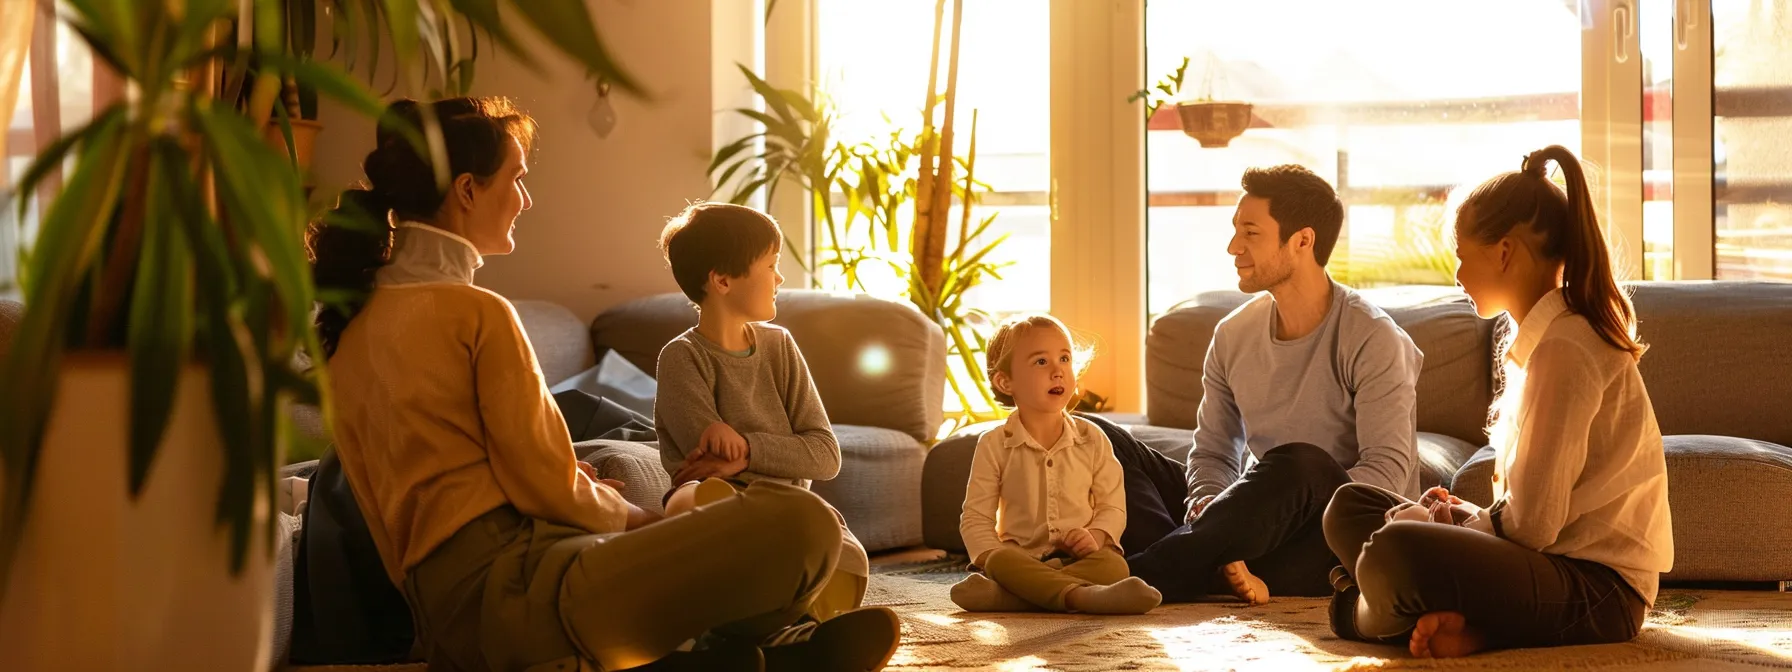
[308,98,898,671]
[1321,146,1673,658]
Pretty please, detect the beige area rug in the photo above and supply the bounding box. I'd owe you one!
[867,560,1792,671]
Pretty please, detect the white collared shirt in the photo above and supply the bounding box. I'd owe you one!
[375,221,484,287]
[1472,289,1674,603]
[960,412,1126,564]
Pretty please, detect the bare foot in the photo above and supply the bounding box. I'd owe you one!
[1410,611,1488,658]
[1219,561,1269,606]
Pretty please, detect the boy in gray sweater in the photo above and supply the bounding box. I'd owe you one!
[654,202,870,622]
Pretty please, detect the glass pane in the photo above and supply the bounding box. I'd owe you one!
[1144,0,1581,314]
[1713,0,1792,281]
[816,0,1050,313]
[1642,0,1675,280]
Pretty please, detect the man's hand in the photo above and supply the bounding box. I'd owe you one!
[1185,495,1218,523]
[575,461,599,481]
[1061,528,1101,558]
[597,478,627,492]
[671,450,748,485]
[698,421,750,462]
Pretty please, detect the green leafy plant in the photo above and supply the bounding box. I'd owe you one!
[711,1,1014,427]
[1129,55,1190,120]
[0,0,641,592]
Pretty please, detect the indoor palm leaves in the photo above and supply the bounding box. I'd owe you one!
[0,0,640,592]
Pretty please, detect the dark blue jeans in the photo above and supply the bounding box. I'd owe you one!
[1122,442,1351,602]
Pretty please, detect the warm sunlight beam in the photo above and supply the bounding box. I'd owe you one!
[1148,616,1335,671]
[912,613,963,626]
[994,655,1051,671]
[1653,624,1792,663]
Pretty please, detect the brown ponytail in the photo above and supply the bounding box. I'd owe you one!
[306,97,538,358]
[1459,145,1644,358]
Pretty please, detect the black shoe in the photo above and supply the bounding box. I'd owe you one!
[621,643,765,671]
[1328,565,1364,642]
[760,607,902,671]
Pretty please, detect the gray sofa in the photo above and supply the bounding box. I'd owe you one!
[922,282,1792,583]
[284,290,944,556]
[584,290,947,552]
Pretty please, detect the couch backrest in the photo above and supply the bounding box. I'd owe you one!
[589,290,947,443]
[1629,282,1792,446]
[512,300,597,386]
[1146,285,1498,446]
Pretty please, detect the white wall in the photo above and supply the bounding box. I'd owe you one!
[313,0,751,321]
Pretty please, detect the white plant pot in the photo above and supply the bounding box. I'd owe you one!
[0,354,273,671]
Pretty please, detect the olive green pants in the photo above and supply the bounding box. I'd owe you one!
[401,481,843,672]
[983,547,1130,612]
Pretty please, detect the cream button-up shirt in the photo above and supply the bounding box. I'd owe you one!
[960,412,1127,565]
[1467,289,1674,604]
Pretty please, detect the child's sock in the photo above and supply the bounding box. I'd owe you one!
[949,573,1038,612]
[1066,577,1162,615]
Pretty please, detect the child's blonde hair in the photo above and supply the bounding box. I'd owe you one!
[984,314,1094,408]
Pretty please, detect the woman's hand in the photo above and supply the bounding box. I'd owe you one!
[1419,487,1482,525]
[1386,502,1434,524]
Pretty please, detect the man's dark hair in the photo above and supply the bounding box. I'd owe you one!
[1240,165,1345,266]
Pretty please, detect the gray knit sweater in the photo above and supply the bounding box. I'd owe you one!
[653,324,841,489]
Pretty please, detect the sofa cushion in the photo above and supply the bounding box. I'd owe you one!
[817,425,928,552]
[1453,435,1792,582]
[576,440,672,513]
[1630,282,1792,447]
[920,420,1479,553]
[920,421,999,552]
[590,291,948,443]
[1147,286,1496,447]
[512,299,596,386]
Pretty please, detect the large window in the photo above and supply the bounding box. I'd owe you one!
[1713,0,1792,280]
[815,0,1050,313]
[780,0,1790,412]
[1143,0,1583,314]
[3,4,101,297]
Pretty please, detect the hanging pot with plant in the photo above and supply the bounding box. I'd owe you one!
[1175,100,1254,148]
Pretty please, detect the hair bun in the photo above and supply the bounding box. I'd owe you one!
[1521,151,1551,178]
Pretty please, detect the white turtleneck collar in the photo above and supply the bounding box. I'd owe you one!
[375,222,483,287]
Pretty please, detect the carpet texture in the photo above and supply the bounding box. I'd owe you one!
[869,558,1792,671]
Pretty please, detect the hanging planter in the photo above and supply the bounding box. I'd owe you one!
[1175,100,1254,149]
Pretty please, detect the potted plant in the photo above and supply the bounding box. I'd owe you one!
[1176,98,1254,149]
[0,2,639,670]
[712,0,1018,427]
[1136,54,1255,148]
[245,0,507,177]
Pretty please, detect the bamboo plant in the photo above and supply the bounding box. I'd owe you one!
[710,0,1013,426]
[0,0,641,592]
